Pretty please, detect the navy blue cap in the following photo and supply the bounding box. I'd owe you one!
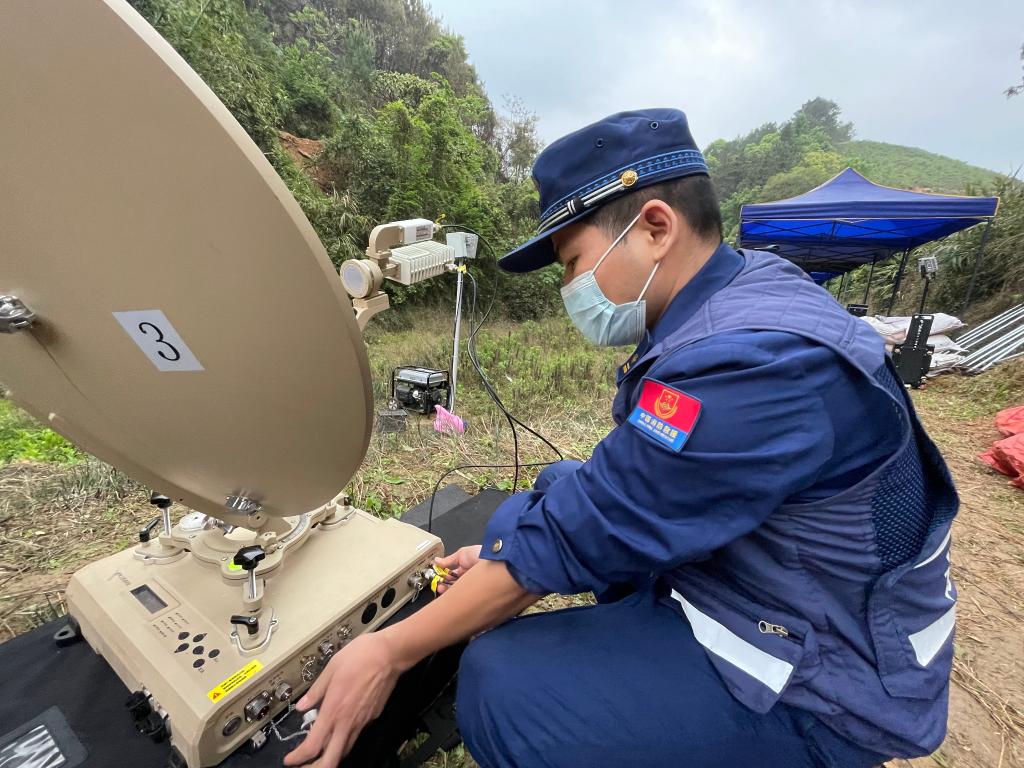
[499,108,709,273]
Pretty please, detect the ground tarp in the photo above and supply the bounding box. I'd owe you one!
[980,405,1024,490]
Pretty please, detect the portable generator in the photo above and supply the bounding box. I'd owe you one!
[392,367,450,414]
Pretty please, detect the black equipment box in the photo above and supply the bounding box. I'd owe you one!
[846,303,868,317]
[893,314,934,389]
[393,367,450,415]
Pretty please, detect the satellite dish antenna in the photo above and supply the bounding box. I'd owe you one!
[0,5,444,765]
[0,0,373,524]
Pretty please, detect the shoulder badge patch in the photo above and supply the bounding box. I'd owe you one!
[627,380,702,452]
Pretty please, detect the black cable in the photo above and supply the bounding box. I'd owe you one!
[424,225,565,532]
[465,271,563,464]
[463,270,520,492]
[444,225,563,463]
[426,461,558,535]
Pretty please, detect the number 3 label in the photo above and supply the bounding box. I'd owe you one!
[113,310,204,372]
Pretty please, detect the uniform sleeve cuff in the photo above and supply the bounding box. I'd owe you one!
[478,491,550,595]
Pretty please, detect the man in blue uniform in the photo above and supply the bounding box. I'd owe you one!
[286,109,959,768]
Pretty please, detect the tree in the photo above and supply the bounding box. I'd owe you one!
[1007,43,1024,97]
[494,96,541,183]
[792,97,854,144]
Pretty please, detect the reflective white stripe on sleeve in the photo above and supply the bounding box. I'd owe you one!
[670,590,794,695]
[913,530,952,570]
[908,605,956,667]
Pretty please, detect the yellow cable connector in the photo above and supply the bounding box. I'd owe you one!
[435,213,447,226]
[456,264,467,273]
[429,565,450,594]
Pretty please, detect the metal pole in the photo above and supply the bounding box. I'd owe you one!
[449,263,465,412]
[837,272,847,303]
[886,249,912,316]
[863,256,877,305]
[918,277,931,315]
[960,219,994,315]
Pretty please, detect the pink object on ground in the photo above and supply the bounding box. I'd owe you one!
[433,405,465,434]
[994,405,1024,437]
[979,405,1024,490]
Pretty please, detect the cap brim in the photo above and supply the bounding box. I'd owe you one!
[498,213,588,273]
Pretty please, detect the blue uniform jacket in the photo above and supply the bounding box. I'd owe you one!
[480,244,899,598]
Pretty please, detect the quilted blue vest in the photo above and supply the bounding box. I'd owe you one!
[612,249,959,758]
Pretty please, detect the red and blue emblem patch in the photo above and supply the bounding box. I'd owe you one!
[628,380,702,452]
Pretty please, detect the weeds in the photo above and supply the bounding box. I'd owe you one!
[0,399,80,464]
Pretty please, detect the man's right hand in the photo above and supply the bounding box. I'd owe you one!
[433,545,482,594]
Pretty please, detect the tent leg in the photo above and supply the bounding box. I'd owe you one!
[960,220,993,316]
[886,249,912,316]
[863,256,877,305]
[837,272,847,304]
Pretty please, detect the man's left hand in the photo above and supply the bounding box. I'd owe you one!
[283,633,401,767]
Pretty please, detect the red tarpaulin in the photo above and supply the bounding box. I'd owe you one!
[979,405,1024,489]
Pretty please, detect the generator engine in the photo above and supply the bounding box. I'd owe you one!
[392,367,450,415]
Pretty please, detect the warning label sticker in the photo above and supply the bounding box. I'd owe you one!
[207,660,262,702]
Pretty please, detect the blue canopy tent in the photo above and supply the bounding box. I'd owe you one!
[739,168,999,313]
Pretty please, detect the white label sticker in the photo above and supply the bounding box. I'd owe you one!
[113,310,204,372]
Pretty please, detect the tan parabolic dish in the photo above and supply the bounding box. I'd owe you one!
[0,0,373,519]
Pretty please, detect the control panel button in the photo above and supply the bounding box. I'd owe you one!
[177,631,189,640]
[175,643,188,653]
[193,633,206,642]
[209,648,220,658]
[192,646,205,655]
[193,658,205,669]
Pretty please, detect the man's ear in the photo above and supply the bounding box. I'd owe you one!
[637,199,680,263]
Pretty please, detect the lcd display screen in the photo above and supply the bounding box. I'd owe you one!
[130,584,167,614]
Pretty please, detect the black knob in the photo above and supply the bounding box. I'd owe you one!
[230,614,260,637]
[139,516,161,543]
[233,545,266,571]
[125,690,151,721]
[149,492,172,509]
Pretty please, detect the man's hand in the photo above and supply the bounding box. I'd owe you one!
[283,633,401,767]
[283,558,539,767]
[433,545,482,594]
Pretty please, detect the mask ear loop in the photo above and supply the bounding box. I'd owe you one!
[637,260,661,301]
[592,211,644,276]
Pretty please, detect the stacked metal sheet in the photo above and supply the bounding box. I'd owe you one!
[956,303,1024,374]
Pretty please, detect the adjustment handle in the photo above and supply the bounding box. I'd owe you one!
[233,545,266,571]
[230,614,260,637]
[139,516,161,543]
[149,492,172,509]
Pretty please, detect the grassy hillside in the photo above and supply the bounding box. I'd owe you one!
[840,139,1002,193]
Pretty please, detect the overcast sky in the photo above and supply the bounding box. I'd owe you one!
[428,0,1024,173]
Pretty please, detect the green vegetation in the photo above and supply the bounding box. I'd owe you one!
[0,400,79,464]
[841,140,1001,193]
[127,0,556,316]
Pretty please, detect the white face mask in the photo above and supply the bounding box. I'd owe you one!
[559,212,660,347]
